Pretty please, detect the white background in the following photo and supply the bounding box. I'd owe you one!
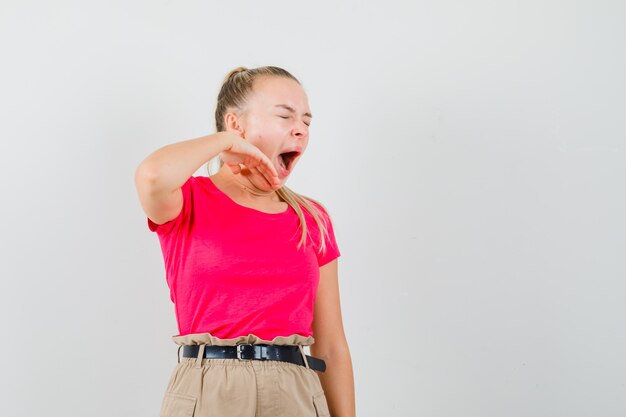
[1,1,625,416]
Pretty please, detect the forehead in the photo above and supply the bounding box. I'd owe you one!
[249,76,310,112]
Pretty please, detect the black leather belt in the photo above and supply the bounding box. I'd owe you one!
[182,344,326,372]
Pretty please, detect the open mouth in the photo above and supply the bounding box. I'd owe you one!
[278,151,300,172]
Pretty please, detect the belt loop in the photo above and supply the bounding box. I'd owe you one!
[177,345,182,364]
[298,345,310,369]
[194,344,206,368]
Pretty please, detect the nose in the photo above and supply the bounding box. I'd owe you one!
[292,120,309,138]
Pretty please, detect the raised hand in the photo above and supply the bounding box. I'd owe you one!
[219,134,281,189]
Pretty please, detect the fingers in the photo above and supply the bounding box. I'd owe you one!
[239,163,280,189]
[242,154,279,187]
[220,142,280,187]
[258,159,280,186]
[249,165,281,189]
[225,161,242,175]
[247,166,267,186]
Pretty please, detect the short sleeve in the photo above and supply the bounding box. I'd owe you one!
[147,176,194,236]
[312,203,341,267]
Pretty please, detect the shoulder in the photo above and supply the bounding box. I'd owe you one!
[181,175,219,197]
[186,175,210,188]
[298,196,339,238]
[300,195,330,216]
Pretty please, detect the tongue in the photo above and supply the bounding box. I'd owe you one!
[276,155,288,177]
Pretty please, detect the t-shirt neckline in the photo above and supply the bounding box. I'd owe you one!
[204,175,291,216]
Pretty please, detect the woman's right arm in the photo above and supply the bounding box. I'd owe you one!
[134,132,235,225]
[135,131,280,225]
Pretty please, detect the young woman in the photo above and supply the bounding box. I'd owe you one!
[135,66,355,417]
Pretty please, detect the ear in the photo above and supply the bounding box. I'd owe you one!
[223,111,246,137]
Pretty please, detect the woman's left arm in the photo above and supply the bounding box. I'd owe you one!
[310,259,356,417]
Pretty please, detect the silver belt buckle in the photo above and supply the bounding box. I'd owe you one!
[236,344,253,360]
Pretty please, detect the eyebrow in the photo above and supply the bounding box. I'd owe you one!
[274,104,313,119]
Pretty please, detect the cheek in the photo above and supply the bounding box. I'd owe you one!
[249,135,274,155]
[249,122,278,139]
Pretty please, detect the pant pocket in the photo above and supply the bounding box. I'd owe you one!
[159,391,197,417]
[312,391,331,417]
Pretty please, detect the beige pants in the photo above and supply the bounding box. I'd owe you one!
[159,332,331,417]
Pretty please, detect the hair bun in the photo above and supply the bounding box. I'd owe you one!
[223,67,248,83]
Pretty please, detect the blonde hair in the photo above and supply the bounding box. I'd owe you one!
[207,66,332,256]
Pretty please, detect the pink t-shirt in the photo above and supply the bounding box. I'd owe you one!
[147,175,341,340]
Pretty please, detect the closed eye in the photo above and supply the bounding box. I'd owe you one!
[279,115,310,127]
